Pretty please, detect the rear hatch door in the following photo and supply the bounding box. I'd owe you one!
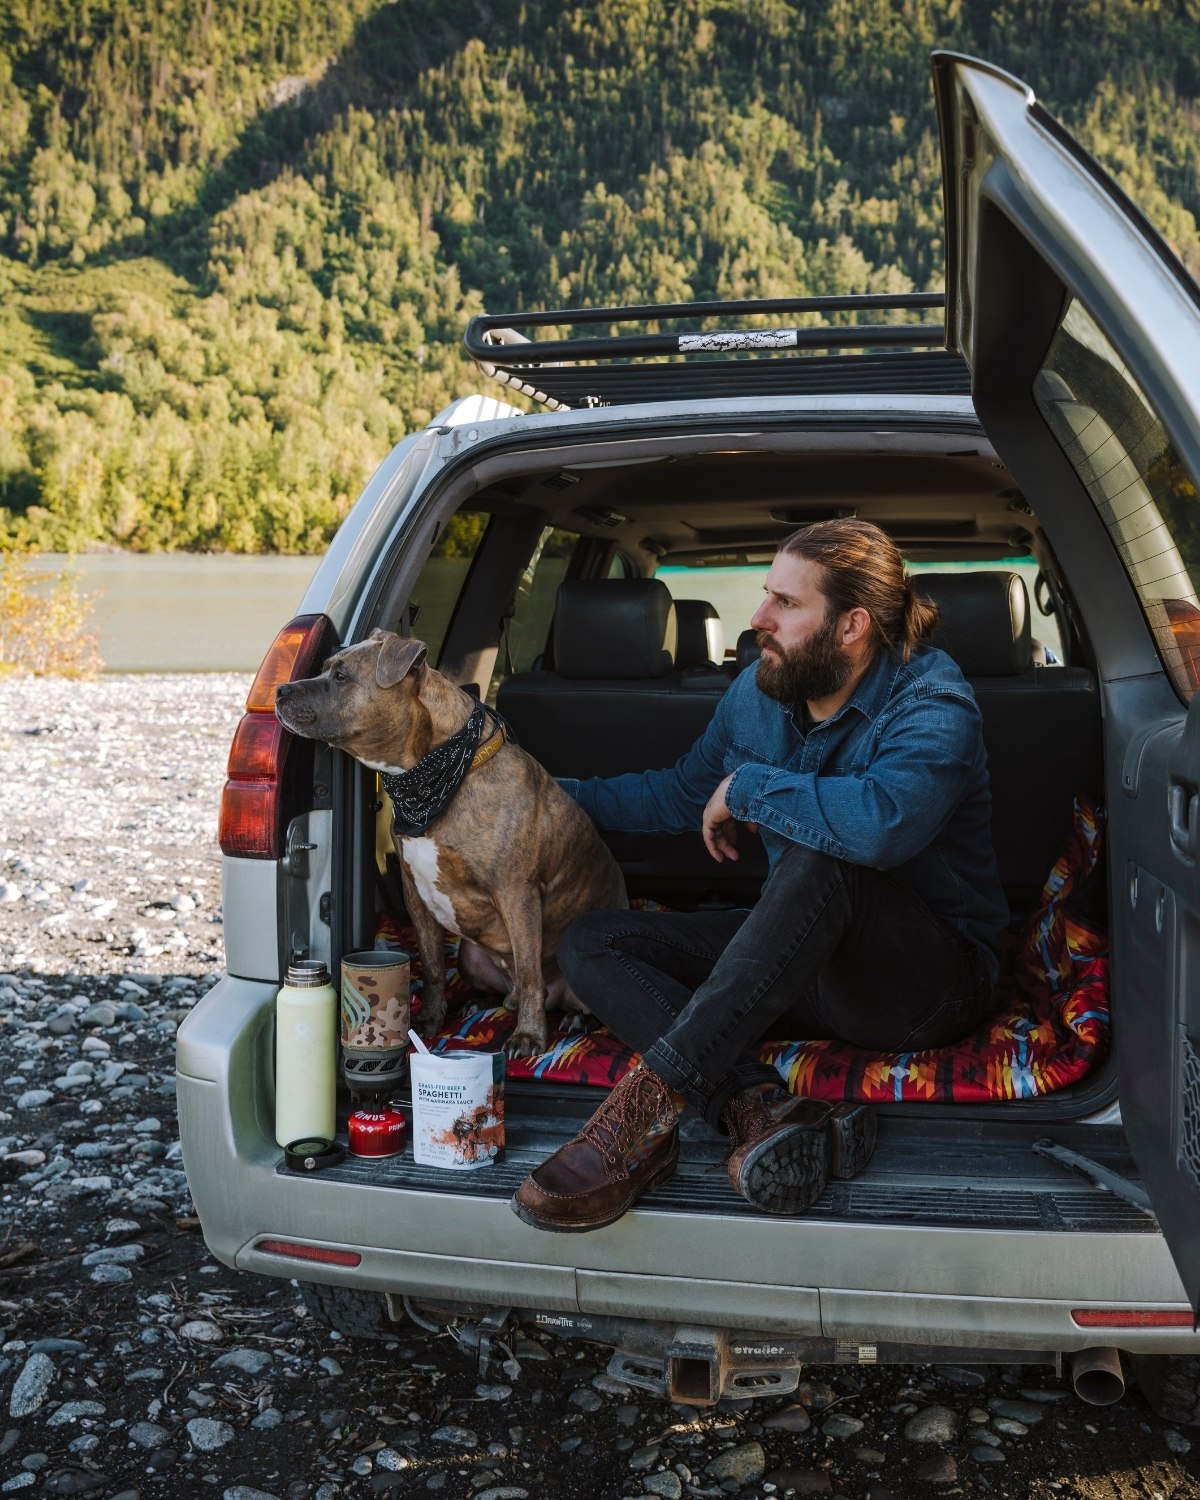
[934,51,1200,1310]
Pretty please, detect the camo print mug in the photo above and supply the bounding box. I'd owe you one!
[339,950,411,1098]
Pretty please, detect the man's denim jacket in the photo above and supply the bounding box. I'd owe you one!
[560,644,1008,984]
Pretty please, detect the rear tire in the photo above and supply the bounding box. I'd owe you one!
[1131,1353,1200,1427]
[301,1282,398,1342]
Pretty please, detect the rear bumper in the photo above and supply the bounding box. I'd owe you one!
[177,973,1200,1355]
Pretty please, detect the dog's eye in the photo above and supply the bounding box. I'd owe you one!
[331,668,346,681]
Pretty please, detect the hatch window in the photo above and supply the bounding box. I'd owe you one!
[1034,298,1200,700]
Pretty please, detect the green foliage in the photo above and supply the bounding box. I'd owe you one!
[0,0,1196,551]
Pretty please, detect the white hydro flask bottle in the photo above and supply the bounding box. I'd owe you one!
[274,960,337,1147]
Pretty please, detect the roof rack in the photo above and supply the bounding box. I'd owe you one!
[463,293,968,411]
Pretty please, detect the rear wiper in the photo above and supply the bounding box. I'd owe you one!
[1033,1138,1155,1218]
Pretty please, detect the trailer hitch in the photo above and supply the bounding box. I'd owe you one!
[455,1305,515,1379]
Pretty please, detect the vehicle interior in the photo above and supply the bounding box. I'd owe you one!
[340,413,1116,1148]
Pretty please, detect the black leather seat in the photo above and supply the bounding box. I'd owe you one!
[500,579,725,778]
[499,580,764,899]
[916,572,1102,894]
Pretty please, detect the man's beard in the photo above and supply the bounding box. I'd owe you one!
[755,613,853,704]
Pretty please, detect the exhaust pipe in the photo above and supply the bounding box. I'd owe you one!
[1071,1346,1125,1405]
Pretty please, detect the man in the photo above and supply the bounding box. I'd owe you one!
[511,519,1008,1232]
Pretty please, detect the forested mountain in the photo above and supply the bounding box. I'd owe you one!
[0,0,1197,552]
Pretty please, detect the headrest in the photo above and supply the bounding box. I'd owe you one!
[554,579,678,679]
[673,599,725,669]
[915,572,1032,676]
[736,628,762,674]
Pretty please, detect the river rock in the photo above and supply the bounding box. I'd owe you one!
[81,1244,144,1265]
[705,1442,765,1484]
[915,1453,959,1483]
[9,1354,55,1417]
[179,1321,224,1343]
[904,1405,958,1443]
[821,1413,864,1438]
[762,1403,812,1432]
[987,1397,1044,1424]
[212,1348,272,1376]
[187,1418,234,1451]
[430,1426,478,1447]
[129,1422,172,1448]
[46,1403,105,1428]
[643,1475,683,1500]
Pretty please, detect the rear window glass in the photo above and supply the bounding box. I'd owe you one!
[407,509,490,665]
[486,525,576,702]
[658,558,1061,663]
[1034,297,1200,700]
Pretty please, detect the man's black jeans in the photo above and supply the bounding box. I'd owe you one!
[558,842,996,1129]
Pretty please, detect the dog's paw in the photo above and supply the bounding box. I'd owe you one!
[505,1027,548,1060]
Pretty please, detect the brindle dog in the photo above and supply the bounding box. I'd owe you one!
[275,629,628,1057]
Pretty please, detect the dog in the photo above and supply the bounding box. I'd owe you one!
[275,629,628,1056]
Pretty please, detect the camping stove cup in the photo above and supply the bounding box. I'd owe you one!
[339,950,411,1098]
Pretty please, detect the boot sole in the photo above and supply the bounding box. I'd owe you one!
[731,1123,829,1216]
[827,1101,877,1180]
[509,1143,679,1234]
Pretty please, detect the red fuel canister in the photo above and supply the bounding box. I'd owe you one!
[347,1106,407,1158]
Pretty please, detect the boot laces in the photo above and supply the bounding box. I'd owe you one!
[580,1069,670,1179]
[722,1090,774,1153]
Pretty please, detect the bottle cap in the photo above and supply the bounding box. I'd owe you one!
[285,960,330,987]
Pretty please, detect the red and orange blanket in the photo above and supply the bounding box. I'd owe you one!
[376,795,1108,1104]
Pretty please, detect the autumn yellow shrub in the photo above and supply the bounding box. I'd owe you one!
[0,552,102,677]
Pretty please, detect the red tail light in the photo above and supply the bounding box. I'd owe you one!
[1071,1307,1195,1328]
[219,614,338,859]
[255,1238,362,1267]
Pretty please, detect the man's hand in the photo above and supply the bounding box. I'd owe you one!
[703,773,743,863]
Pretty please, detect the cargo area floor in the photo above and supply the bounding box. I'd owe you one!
[276,1108,1154,1234]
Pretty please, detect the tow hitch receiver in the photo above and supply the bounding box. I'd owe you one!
[610,1327,801,1404]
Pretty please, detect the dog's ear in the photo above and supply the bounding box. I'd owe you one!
[375,633,428,689]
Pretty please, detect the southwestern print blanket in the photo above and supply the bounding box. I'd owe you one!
[375,794,1108,1103]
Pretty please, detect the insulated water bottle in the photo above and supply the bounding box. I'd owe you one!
[274,960,337,1147]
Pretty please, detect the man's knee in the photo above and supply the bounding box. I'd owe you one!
[557,910,615,979]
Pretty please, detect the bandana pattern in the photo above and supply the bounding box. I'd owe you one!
[380,699,492,837]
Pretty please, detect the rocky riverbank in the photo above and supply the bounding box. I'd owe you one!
[0,673,1197,1500]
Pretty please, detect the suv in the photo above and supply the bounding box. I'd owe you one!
[178,53,1200,1420]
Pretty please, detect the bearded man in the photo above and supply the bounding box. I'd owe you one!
[511,519,1007,1232]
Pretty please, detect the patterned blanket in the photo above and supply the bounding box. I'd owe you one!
[375,795,1108,1103]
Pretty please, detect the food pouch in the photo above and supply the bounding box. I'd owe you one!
[409,1047,505,1169]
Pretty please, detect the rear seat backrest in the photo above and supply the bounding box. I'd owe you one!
[915,572,1102,893]
[499,578,723,779]
[498,579,765,899]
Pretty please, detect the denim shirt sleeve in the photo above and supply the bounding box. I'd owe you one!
[725,686,983,868]
[556,696,734,834]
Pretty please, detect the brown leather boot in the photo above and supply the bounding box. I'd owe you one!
[723,1093,876,1215]
[511,1067,679,1233]
[723,1091,828,1215]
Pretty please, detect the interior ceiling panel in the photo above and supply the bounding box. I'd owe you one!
[496,439,1027,558]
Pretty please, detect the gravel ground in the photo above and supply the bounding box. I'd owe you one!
[0,673,1199,1500]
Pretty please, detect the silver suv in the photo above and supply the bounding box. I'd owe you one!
[178,53,1200,1421]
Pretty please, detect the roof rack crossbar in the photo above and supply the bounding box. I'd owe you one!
[474,321,944,365]
[463,293,955,409]
[471,291,943,332]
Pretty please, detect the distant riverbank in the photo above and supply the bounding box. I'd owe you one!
[26,554,319,672]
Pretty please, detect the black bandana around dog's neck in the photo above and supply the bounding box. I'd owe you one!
[379,698,495,837]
